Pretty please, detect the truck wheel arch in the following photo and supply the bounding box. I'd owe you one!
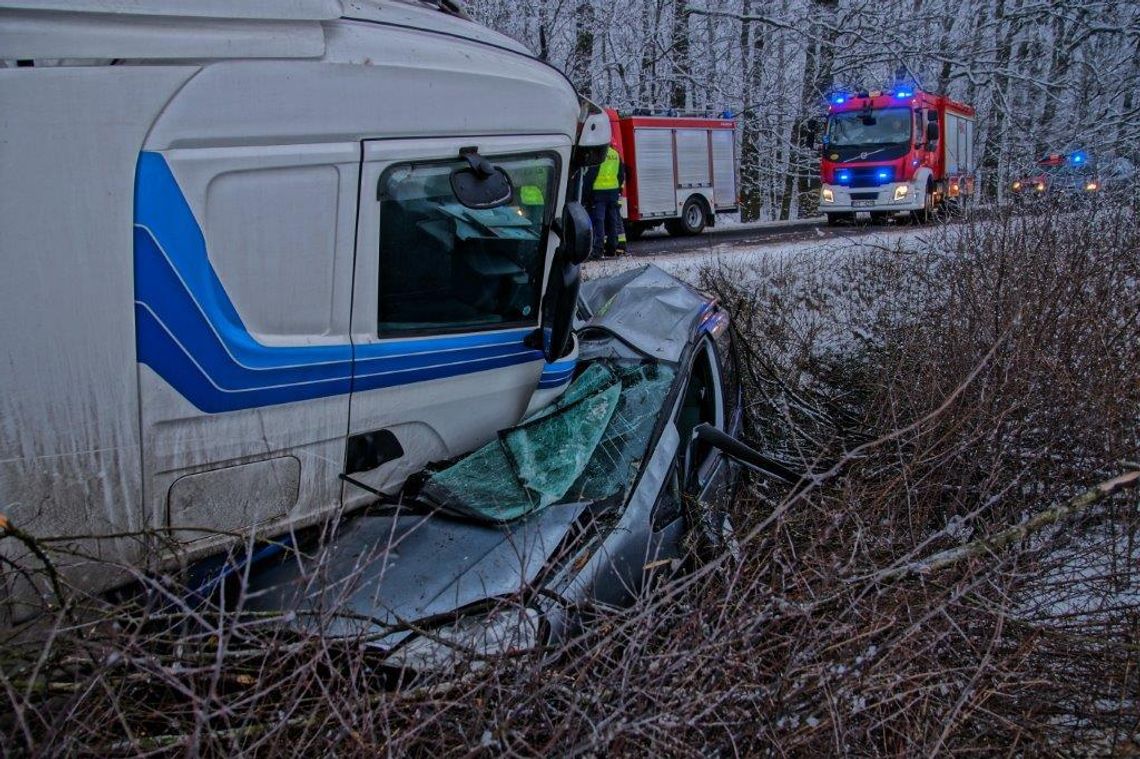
[912,166,936,193]
[667,193,710,236]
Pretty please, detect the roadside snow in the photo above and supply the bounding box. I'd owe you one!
[583,225,936,284]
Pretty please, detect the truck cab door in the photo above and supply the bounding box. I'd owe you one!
[343,136,572,503]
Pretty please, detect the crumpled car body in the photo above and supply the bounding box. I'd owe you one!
[243,265,744,669]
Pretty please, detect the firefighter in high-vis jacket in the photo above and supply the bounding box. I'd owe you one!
[584,143,627,258]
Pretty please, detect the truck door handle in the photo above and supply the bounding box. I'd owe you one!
[344,429,404,475]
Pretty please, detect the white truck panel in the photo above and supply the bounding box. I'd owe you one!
[0,10,329,59]
[965,120,975,173]
[205,165,342,338]
[944,111,976,176]
[338,0,533,55]
[675,129,710,188]
[168,143,359,343]
[0,1,341,18]
[139,366,350,543]
[633,129,676,217]
[0,65,195,617]
[144,23,577,149]
[711,129,736,209]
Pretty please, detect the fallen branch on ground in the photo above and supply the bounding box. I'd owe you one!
[867,469,1140,583]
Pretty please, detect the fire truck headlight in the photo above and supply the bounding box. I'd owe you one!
[821,187,834,203]
[1012,181,1022,191]
[1035,182,1046,192]
[893,184,910,201]
[1085,181,1098,192]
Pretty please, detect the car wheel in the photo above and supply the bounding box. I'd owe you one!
[667,197,708,236]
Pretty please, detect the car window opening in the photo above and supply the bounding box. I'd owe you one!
[677,347,718,473]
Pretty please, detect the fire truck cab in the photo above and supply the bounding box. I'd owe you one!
[819,87,975,225]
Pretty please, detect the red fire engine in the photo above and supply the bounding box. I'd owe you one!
[605,108,738,238]
[1009,151,1099,199]
[818,86,975,225]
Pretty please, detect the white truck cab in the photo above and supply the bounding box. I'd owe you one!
[0,0,604,620]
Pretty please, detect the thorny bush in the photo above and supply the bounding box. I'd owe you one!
[2,203,1138,755]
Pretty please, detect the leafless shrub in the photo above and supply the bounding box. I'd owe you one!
[2,203,1138,755]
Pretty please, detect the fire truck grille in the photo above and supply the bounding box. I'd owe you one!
[848,167,891,188]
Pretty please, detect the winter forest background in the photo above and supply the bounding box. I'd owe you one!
[465,0,1140,220]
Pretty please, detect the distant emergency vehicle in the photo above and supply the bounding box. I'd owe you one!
[819,86,976,224]
[1010,151,1100,198]
[605,109,738,238]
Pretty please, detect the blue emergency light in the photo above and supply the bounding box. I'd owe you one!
[836,169,852,184]
[895,88,913,98]
[876,168,892,182]
[1070,151,1087,165]
[831,93,848,105]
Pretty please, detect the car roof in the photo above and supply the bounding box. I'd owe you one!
[578,265,719,363]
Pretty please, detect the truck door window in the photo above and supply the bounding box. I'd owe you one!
[377,154,557,334]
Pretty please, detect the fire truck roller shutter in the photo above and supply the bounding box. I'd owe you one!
[633,129,676,216]
[711,130,736,209]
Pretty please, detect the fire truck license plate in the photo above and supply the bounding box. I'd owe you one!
[852,200,874,207]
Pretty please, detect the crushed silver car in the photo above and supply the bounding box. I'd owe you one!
[242,265,788,670]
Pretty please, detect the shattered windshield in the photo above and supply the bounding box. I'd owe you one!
[419,360,676,522]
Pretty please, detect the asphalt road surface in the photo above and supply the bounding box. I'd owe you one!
[625,217,906,257]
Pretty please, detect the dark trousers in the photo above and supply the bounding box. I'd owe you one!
[589,191,625,257]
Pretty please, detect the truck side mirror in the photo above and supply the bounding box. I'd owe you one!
[541,259,580,362]
[450,148,514,209]
[558,201,592,265]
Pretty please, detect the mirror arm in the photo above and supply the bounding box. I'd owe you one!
[693,423,803,485]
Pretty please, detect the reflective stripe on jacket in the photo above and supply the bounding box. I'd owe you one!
[592,147,622,191]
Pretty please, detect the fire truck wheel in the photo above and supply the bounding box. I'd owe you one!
[667,197,708,236]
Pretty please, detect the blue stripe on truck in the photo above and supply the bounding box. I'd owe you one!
[133,151,572,413]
